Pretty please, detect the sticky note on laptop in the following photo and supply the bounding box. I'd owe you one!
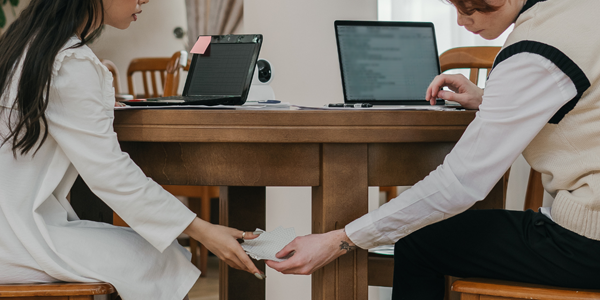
[191,36,211,54]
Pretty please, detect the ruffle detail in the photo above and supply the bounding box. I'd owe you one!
[52,37,115,109]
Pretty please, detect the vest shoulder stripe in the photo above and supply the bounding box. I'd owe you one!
[492,40,590,124]
[519,0,547,17]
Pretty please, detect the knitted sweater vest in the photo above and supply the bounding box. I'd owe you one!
[492,0,600,240]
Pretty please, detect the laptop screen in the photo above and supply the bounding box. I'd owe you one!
[335,21,440,104]
[184,35,262,97]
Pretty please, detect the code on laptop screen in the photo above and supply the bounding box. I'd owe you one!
[187,43,255,96]
[337,25,439,101]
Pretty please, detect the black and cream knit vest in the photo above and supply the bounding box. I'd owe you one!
[491,0,600,240]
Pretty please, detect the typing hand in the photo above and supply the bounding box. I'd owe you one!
[426,74,484,110]
[266,229,354,275]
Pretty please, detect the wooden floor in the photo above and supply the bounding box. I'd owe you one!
[189,256,219,300]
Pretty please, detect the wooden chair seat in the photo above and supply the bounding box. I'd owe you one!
[452,278,600,300]
[0,282,116,299]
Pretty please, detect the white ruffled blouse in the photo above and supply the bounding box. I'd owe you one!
[0,36,200,300]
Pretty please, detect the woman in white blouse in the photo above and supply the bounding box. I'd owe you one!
[268,0,600,299]
[0,0,262,299]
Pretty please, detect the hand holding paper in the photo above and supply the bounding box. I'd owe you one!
[242,226,297,262]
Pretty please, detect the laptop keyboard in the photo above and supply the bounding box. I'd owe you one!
[150,95,235,101]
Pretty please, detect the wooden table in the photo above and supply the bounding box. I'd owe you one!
[112,109,504,300]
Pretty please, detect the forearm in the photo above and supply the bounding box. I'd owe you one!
[183,217,211,244]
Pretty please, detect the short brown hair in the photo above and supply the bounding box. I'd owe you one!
[445,0,502,15]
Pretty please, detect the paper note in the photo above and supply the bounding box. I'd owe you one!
[191,36,211,54]
[242,227,296,262]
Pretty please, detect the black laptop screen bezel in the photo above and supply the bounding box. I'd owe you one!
[182,34,263,105]
[334,20,443,105]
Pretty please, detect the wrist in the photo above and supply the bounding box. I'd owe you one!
[336,228,357,253]
[183,217,211,243]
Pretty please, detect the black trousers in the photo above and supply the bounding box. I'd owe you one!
[392,209,600,300]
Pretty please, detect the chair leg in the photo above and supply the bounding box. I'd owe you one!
[199,189,211,278]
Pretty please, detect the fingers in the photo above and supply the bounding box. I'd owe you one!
[275,239,296,259]
[241,231,261,240]
[266,254,306,275]
[236,248,263,275]
[426,73,471,100]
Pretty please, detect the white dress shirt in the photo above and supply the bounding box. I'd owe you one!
[345,52,577,249]
[0,37,199,300]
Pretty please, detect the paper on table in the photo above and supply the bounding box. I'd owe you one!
[191,36,212,54]
[242,226,296,262]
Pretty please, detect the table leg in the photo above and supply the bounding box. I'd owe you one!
[219,186,266,300]
[312,144,369,300]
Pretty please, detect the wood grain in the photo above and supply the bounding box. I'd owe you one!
[452,278,600,300]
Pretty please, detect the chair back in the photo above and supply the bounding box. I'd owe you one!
[162,52,192,97]
[100,59,120,94]
[439,46,501,85]
[126,57,171,98]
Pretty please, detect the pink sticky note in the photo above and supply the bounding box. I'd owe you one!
[191,36,211,54]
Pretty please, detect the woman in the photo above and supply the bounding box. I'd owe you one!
[0,1,262,299]
[267,0,600,298]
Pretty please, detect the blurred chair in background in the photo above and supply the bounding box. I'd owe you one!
[126,56,171,98]
[101,59,121,94]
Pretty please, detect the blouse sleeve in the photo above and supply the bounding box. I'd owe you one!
[45,51,196,252]
[345,52,578,249]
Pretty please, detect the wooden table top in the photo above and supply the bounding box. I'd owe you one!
[114,109,477,143]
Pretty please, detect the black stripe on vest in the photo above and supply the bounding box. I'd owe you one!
[491,41,590,124]
[519,0,547,17]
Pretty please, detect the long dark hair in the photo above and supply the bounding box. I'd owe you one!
[0,0,104,156]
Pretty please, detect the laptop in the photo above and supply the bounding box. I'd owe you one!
[123,34,262,106]
[334,21,444,106]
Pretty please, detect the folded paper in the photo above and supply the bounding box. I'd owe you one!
[241,226,296,262]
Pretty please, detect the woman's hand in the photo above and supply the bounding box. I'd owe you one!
[183,218,264,278]
[426,74,484,109]
[266,229,356,275]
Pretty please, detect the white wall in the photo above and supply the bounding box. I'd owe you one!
[244,0,378,107]
[89,0,189,94]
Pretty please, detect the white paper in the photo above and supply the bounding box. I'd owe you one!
[241,226,296,262]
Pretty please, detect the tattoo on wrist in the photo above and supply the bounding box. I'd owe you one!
[339,241,357,253]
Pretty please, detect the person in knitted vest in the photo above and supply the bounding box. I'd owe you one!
[268,0,600,299]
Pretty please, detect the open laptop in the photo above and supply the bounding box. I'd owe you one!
[334,21,444,106]
[123,34,262,106]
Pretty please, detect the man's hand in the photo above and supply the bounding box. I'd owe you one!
[426,74,484,109]
[266,229,356,275]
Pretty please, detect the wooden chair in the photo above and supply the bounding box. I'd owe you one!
[439,46,501,85]
[0,282,117,299]
[452,278,600,300]
[126,56,171,98]
[451,182,600,299]
[100,59,121,94]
